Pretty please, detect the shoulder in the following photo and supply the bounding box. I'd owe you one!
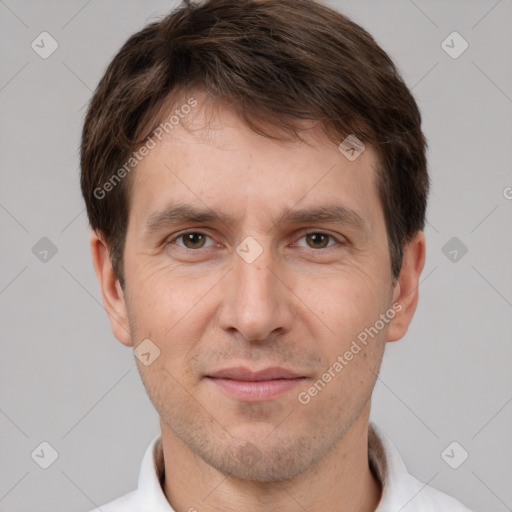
[87,490,138,512]
[409,482,474,511]
[389,464,474,511]
[370,423,474,512]
[86,434,166,512]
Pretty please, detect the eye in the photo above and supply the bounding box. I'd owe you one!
[168,231,215,250]
[295,231,340,249]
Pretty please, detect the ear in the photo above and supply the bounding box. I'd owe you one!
[89,231,133,346]
[386,231,426,342]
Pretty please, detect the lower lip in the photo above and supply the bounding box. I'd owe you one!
[207,377,304,401]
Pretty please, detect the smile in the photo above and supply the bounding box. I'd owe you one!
[206,367,306,401]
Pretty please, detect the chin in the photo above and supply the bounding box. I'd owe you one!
[211,435,318,482]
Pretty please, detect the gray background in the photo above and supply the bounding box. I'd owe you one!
[0,0,511,511]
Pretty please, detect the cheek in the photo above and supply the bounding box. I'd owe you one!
[126,257,214,334]
[296,266,388,343]
[292,266,390,400]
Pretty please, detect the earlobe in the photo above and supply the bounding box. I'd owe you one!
[386,231,426,342]
[89,231,133,346]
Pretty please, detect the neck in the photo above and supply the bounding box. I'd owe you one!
[160,411,382,512]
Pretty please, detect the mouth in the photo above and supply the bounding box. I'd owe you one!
[206,367,306,401]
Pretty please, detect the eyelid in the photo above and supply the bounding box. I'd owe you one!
[292,229,345,248]
[165,228,346,251]
[166,229,216,249]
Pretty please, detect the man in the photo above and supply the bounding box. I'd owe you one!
[81,0,473,510]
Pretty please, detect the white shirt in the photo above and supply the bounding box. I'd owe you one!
[89,423,473,511]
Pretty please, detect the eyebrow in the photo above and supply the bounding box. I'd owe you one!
[143,202,371,237]
[271,204,370,234]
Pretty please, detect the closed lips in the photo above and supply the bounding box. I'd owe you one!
[207,367,305,381]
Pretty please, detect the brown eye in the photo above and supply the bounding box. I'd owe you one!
[168,232,213,250]
[181,232,207,249]
[305,232,331,249]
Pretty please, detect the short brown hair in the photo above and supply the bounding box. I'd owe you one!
[81,0,429,288]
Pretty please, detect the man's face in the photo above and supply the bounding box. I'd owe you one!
[119,96,399,481]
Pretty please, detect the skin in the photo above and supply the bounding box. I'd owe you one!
[91,92,426,512]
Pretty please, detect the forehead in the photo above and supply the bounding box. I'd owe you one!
[127,93,383,234]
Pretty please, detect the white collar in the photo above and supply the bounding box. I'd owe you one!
[123,422,472,511]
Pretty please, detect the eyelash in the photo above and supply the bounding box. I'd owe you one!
[166,230,344,252]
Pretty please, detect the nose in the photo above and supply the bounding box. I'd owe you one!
[217,246,296,342]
